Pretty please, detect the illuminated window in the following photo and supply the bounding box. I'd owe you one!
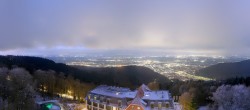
[94,95,97,100]
[166,103,170,108]
[87,105,91,109]
[112,106,117,110]
[107,106,112,110]
[163,102,170,108]
[150,102,154,109]
[88,94,91,99]
[158,102,162,109]
[137,106,141,110]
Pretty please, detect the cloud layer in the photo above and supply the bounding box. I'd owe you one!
[0,0,250,56]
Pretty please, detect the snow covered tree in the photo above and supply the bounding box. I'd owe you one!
[0,67,9,100]
[210,85,250,110]
[8,68,36,110]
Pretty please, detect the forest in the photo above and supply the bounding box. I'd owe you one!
[0,67,95,109]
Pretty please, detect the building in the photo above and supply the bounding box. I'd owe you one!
[85,84,177,110]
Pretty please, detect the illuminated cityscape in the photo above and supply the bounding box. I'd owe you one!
[49,55,246,81]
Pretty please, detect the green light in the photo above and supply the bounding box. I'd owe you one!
[46,103,53,109]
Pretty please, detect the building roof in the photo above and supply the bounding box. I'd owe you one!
[89,85,170,101]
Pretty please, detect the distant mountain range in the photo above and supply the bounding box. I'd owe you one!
[0,55,170,88]
[196,59,250,80]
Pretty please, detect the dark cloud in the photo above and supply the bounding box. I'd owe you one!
[0,0,250,56]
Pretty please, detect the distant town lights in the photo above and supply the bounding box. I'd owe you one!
[116,92,120,95]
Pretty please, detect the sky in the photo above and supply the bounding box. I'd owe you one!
[0,0,250,56]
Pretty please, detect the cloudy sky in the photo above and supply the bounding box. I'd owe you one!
[0,0,250,56]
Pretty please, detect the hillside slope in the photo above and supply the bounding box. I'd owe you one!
[195,60,250,80]
[74,66,169,87]
[0,55,170,87]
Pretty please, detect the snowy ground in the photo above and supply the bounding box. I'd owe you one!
[35,95,86,110]
[174,102,183,110]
